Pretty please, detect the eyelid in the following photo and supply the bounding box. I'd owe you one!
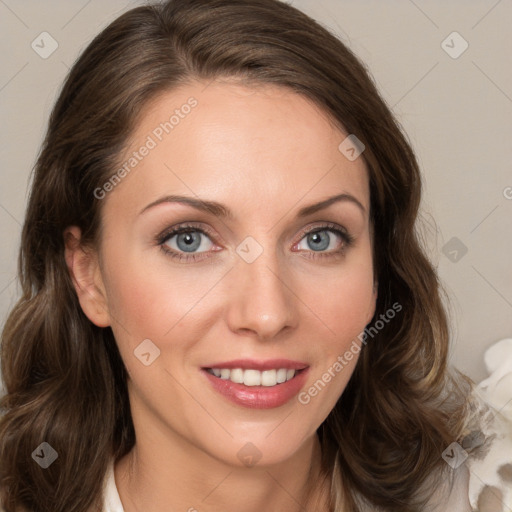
[298,221,352,240]
[156,222,218,245]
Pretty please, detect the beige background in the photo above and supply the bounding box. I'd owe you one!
[0,0,511,391]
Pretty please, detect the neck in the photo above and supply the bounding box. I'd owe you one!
[115,427,329,512]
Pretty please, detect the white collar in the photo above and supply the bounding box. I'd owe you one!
[103,459,125,512]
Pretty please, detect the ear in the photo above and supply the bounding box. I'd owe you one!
[63,226,111,327]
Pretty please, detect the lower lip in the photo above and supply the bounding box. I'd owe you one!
[202,368,309,409]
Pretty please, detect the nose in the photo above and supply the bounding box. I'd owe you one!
[226,248,299,340]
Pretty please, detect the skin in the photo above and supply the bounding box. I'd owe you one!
[64,78,377,512]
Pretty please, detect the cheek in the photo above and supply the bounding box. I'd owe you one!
[303,257,375,339]
[102,245,220,341]
[323,277,373,325]
[104,270,165,339]
[298,246,374,405]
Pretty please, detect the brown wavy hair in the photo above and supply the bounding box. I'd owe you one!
[0,0,475,510]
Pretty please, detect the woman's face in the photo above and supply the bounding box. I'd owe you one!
[83,80,376,467]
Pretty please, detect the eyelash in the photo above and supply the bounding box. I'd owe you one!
[156,222,355,263]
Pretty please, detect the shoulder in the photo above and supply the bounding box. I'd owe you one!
[417,461,472,512]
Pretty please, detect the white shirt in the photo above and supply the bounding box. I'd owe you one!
[103,459,125,512]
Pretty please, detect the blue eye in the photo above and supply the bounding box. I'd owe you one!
[298,230,337,252]
[158,225,215,261]
[295,224,354,258]
[166,230,213,253]
[156,222,354,263]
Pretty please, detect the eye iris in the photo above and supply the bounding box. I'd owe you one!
[177,232,201,252]
[308,231,330,251]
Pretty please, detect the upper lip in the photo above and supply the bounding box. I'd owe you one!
[203,359,309,371]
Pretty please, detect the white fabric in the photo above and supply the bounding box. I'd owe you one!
[439,464,473,512]
[467,338,512,511]
[103,459,125,512]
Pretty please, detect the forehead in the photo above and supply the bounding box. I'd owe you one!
[103,79,370,221]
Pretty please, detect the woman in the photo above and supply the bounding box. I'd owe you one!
[0,0,504,510]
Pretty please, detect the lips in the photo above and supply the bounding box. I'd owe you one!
[201,359,309,409]
[203,358,309,371]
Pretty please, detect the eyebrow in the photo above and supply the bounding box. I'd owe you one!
[139,192,366,218]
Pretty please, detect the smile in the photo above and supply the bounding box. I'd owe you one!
[206,367,297,387]
[201,360,309,409]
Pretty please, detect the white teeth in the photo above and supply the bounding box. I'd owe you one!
[261,369,277,387]
[244,369,261,386]
[208,368,298,387]
[276,368,287,383]
[230,368,244,384]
